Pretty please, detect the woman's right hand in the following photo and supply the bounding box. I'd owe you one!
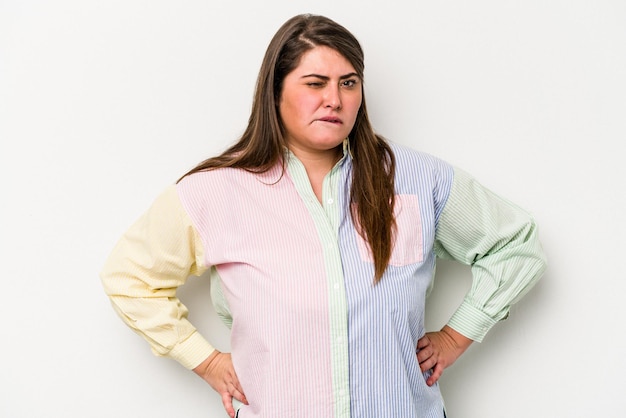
[193,350,248,418]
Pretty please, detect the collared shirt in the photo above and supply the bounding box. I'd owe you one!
[101,142,546,418]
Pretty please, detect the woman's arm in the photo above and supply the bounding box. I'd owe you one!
[100,185,215,369]
[420,167,547,384]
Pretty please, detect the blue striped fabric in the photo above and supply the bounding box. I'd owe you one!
[335,144,452,417]
[103,138,544,418]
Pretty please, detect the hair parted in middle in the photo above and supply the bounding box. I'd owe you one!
[179,14,396,282]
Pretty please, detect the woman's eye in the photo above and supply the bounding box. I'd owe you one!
[342,79,358,88]
[306,82,324,87]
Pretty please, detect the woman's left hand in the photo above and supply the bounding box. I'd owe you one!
[416,325,473,386]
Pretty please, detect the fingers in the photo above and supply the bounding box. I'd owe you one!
[426,363,444,387]
[417,335,435,372]
[418,352,437,373]
[221,383,249,418]
[220,381,248,418]
[416,334,431,350]
[417,342,443,386]
[416,341,432,363]
[220,392,236,418]
[196,351,248,417]
[221,368,248,417]
[229,382,248,405]
[417,328,472,387]
[416,332,443,385]
[228,369,248,405]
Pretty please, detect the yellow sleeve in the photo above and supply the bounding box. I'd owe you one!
[100,185,215,369]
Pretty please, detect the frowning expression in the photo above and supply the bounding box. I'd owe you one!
[279,46,362,159]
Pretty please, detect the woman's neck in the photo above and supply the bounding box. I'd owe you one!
[289,146,342,203]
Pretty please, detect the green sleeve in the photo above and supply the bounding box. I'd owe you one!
[434,168,547,342]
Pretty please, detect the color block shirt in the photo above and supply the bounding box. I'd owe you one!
[101,142,546,418]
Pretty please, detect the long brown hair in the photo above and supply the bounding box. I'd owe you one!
[179,14,396,282]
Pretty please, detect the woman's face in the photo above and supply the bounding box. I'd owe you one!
[279,46,362,160]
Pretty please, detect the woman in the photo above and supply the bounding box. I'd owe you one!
[101,13,546,418]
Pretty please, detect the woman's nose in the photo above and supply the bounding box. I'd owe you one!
[324,87,342,110]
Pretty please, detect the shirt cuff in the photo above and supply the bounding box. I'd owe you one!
[166,331,216,370]
[447,299,500,343]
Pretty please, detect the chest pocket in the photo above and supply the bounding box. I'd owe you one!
[355,194,424,266]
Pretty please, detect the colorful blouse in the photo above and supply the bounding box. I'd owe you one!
[101,142,546,418]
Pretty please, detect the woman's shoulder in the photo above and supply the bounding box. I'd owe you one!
[176,163,285,199]
[177,165,267,185]
[388,141,452,174]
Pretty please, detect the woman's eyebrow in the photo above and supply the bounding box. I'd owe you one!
[301,72,360,80]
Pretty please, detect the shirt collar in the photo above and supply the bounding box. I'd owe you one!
[341,137,352,161]
[283,137,352,167]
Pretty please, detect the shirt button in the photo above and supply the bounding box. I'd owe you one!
[327,198,334,205]
[333,283,340,290]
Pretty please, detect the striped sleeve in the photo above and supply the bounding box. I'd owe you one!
[434,168,547,342]
[100,185,215,369]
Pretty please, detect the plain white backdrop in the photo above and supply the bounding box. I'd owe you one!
[1,1,625,417]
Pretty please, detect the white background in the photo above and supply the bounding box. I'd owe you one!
[1,1,625,417]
